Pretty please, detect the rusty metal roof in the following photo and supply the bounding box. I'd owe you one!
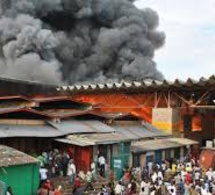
[57,75,215,93]
[0,145,38,167]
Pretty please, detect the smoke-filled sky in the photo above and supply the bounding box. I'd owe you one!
[0,0,165,84]
[136,0,215,81]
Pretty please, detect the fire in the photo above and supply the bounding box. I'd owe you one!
[192,115,202,131]
[72,94,153,122]
[72,94,203,131]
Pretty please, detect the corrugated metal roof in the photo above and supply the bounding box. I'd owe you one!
[61,132,131,146]
[0,120,115,138]
[55,138,95,146]
[131,138,197,152]
[0,124,63,137]
[112,122,169,140]
[0,145,38,167]
[81,120,116,132]
[131,139,182,152]
[56,75,215,92]
[48,120,115,134]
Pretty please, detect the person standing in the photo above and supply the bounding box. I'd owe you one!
[39,166,48,185]
[98,154,106,177]
[67,160,76,185]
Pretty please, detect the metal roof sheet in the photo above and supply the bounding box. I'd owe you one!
[56,75,215,92]
[64,132,131,145]
[55,138,95,146]
[131,138,197,152]
[131,139,182,152]
[112,122,169,139]
[0,124,63,137]
[81,120,116,132]
[0,145,38,167]
[48,120,115,134]
[168,138,198,145]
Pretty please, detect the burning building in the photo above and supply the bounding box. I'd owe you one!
[0,75,211,174]
[58,75,215,147]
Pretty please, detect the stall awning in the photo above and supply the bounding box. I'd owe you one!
[131,138,197,153]
[55,132,131,146]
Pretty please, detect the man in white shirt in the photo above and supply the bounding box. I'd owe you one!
[67,160,76,185]
[39,167,48,182]
[98,155,105,177]
[206,168,213,181]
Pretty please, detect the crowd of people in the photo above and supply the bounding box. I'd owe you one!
[88,156,215,195]
[36,149,215,195]
[36,148,107,195]
[37,148,71,195]
[109,156,215,195]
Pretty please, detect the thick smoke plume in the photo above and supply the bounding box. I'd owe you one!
[0,0,165,84]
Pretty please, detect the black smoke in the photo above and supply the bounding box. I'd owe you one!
[0,0,165,84]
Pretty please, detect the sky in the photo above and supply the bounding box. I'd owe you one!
[135,0,215,81]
